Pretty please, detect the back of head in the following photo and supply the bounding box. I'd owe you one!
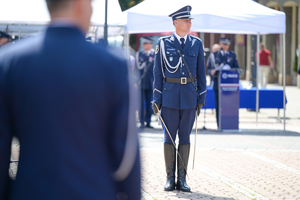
[45,0,93,33]
[46,0,73,14]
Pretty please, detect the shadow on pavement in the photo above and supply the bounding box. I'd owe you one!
[162,190,235,200]
[193,129,300,137]
[139,127,300,137]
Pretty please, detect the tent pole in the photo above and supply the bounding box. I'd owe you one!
[124,27,130,61]
[283,33,286,131]
[256,33,260,126]
[95,26,98,43]
[18,25,20,41]
[104,0,108,43]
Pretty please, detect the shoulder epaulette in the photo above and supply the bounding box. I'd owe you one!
[190,35,201,41]
[158,35,171,41]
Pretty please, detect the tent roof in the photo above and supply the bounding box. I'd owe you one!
[0,0,126,37]
[126,0,286,34]
[0,0,126,25]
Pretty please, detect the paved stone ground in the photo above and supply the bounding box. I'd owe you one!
[139,82,300,200]
[140,131,300,200]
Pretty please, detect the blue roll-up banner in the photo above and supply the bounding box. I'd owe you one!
[219,70,240,130]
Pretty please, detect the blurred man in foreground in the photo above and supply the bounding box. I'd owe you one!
[0,0,141,199]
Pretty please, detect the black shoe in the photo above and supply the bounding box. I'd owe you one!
[164,143,176,191]
[146,124,154,129]
[139,124,145,129]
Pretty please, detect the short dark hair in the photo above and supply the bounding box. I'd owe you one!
[46,0,73,13]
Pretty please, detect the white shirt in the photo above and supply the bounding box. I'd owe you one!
[144,50,152,56]
[220,50,229,56]
[174,32,187,45]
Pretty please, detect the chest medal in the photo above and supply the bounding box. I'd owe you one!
[227,57,232,63]
[169,57,173,62]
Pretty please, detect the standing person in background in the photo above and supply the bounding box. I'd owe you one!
[152,5,206,192]
[256,43,274,88]
[0,31,12,48]
[136,37,155,129]
[207,37,239,128]
[207,43,221,87]
[0,0,141,199]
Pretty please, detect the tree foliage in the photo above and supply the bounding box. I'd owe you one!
[118,0,143,11]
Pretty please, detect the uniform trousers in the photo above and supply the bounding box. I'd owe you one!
[140,88,153,126]
[161,107,195,145]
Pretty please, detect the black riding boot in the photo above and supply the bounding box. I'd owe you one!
[164,143,176,191]
[176,144,191,192]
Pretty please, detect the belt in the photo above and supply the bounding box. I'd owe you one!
[164,77,197,84]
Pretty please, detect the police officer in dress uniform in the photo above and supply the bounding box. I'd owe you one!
[0,31,12,48]
[136,37,155,128]
[0,0,141,199]
[152,6,207,192]
[207,37,239,128]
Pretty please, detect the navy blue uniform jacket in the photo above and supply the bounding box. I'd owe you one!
[0,26,141,200]
[153,33,207,109]
[136,50,154,90]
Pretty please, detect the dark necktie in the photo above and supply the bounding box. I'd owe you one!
[180,38,185,49]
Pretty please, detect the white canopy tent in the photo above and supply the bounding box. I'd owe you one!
[0,0,126,38]
[125,0,287,130]
[126,0,285,34]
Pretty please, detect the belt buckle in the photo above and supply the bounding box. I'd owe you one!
[181,77,187,84]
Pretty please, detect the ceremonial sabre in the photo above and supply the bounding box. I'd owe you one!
[192,113,198,170]
[153,103,189,178]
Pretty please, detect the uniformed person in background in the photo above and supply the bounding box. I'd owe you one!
[152,5,207,192]
[136,37,155,129]
[207,37,239,128]
[0,31,12,48]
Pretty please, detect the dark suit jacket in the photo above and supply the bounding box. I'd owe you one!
[0,26,140,200]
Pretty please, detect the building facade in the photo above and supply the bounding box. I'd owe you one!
[255,0,299,87]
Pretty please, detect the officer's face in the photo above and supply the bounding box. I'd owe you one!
[142,43,153,51]
[220,43,230,51]
[175,19,192,34]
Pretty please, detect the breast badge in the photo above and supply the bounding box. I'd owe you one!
[155,44,159,54]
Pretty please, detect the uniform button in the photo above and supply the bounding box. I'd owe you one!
[182,54,185,57]
[182,72,185,75]
[164,88,166,90]
[183,64,185,66]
